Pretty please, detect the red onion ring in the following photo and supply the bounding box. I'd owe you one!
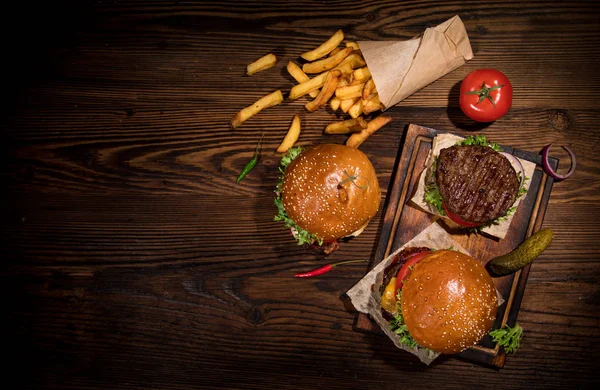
[542,144,576,181]
[500,152,525,189]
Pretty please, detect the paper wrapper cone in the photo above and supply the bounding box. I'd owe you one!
[346,222,505,365]
[358,15,473,109]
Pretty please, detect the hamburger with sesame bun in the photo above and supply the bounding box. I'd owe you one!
[379,247,497,354]
[274,144,381,254]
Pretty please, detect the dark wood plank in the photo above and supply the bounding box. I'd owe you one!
[3,0,600,388]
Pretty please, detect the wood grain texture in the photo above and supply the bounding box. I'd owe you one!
[3,0,600,388]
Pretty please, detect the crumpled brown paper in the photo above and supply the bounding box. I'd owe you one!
[346,222,505,365]
[358,15,473,109]
[346,222,467,364]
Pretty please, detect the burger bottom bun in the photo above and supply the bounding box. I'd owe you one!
[347,221,369,237]
[401,250,497,354]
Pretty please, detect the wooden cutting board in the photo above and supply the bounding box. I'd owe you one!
[353,124,558,368]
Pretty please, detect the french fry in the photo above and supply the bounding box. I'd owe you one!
[345,41,360,50]
[364,93,381,105]
[330,96,341,111]
[286,61,319,98]
[352,67,371,83]
[289,71,330,100]
[329,47,341,57]
[333,62,354,77]
[362,78,377,100]
[231,90,284,129]
[324,117,368,134]
[348,100,363,119]
[246,53,277,75]
[340,97,359,113]
[277,114,301,153]
[335,83,365,100]
[346,116,392,148]
[302,47,353,74]
[350,76,369,86]
[305,70,342,112]
[339,53,367,69]
[301,30,344,61]
[337,77,349,88]
[362,94,383,114]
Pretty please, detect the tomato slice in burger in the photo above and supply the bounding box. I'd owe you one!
[442,203,482,228]
[395,251,433,294]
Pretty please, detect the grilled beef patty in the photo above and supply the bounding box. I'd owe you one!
[436,145,519,224]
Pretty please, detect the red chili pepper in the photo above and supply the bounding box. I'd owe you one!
[294,259,366,278]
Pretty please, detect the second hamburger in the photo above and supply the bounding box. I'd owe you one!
[380,247,498,354]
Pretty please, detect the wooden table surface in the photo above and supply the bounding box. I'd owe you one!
[4,1,600,388]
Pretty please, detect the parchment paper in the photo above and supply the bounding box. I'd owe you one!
[358,15,473,109]
[346,222,469,365]
[410,133,536,239]
[347,222,505,365]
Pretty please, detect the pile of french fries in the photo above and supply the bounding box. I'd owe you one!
[231,30,392,151]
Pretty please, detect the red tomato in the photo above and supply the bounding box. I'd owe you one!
[395,251,432,293]
[442,203,482,228]
[460,69,513,122]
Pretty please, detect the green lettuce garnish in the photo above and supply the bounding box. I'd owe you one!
[278,146,303,169]
[273,147,323,246]
[458,135,501,152]
[489,323,523,354]
[390,290,432,353]
[517,175,529,198]
[423,158,445,215]
[424,184,444,215]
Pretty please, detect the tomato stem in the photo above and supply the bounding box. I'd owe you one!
[339,169,369,190]
[466,82,504,108]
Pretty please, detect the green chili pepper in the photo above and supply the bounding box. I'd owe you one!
[237,134,264,183]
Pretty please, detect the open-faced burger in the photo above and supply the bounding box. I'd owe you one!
[416,134,532,236]
[436,143,519,227]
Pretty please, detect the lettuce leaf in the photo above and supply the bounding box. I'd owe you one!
[389,290,432,353]
[273,147,323,246]
[458,135,502,152]
[489,323,523,354]
[423,158,445,215]
[517,175,529,198]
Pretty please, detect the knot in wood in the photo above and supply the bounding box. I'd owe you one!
[246,305,266,325]
[548,110,570,132]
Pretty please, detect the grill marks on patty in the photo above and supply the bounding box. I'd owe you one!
[436,145,519,224]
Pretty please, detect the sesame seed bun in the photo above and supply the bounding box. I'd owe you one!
[401,250,497,354]
[281,144,381,242]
